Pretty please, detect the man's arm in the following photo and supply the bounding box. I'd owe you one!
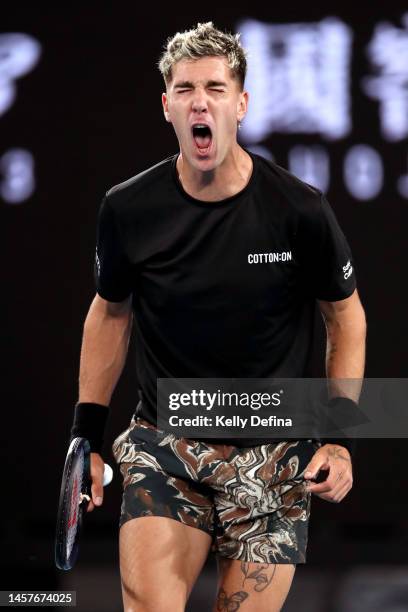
[78,293,133,405]
[76,292,133,512]
[305,288,366,502]
[319,288,366,399]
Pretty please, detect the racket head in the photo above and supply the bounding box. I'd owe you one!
[55,437,91,570]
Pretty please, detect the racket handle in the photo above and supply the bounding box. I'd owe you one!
[103,463,113,486]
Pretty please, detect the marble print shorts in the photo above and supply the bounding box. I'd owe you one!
[112,412,320,564]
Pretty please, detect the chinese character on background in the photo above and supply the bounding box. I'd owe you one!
[362,13,408,142]
[238,17,353,142]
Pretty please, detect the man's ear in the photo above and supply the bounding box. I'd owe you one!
[237,90,249,124]
[162,92,171,123]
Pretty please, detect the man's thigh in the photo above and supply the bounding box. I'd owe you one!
[120,515,212,612]
[214,557,296,612]
[113,416,218,610]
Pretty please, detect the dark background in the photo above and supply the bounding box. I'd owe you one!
[2,4,408,611]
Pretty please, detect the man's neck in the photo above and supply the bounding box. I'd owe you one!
[176,145,253,202]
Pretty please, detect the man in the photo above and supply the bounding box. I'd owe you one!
[70,21,366,612]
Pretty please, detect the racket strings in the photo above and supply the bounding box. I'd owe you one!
[66,451,84,559]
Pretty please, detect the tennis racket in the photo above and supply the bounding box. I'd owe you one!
[54,436,113,571]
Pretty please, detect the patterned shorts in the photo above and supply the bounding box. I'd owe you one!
[112,413,320,564]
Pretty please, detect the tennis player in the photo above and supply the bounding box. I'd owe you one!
[70,21,366,612]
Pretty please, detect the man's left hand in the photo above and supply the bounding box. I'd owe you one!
[304,444,353,503]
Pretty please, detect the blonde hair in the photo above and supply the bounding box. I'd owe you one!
[157,21,248,91]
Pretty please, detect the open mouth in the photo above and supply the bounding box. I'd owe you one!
[192,125,213,154]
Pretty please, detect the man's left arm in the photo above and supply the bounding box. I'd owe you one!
[305,288,367,502]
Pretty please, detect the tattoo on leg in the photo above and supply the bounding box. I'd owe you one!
[240,561,277,592]
[216,560,295,609]
[216,586,248,611]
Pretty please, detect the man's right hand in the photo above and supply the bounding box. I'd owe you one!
[86,452,105,512]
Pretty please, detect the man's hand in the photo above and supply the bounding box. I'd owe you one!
[86,452,105,512]
[304,444,353,503]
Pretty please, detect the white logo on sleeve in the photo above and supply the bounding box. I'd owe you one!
[95,249,101,276]
[343,259,353,279]
[248,251,292,264]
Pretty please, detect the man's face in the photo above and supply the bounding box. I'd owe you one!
[162,56,248,171]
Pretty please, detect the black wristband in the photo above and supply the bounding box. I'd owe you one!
[320,397,358,458]
[70,402,110,454]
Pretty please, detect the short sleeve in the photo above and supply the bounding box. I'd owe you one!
[299,194,357,301]
[94,194,134,302]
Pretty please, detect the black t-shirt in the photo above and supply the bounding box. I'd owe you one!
[94,148,357,446]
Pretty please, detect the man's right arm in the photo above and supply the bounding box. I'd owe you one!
[76,293,133,512]
[78,293,133,406]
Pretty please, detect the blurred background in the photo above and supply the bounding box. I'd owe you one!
[2,3,408,610]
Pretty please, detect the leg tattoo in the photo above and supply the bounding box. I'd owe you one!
[216,561,295,610]
[240,561,277,592]
[216,586,249,611]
